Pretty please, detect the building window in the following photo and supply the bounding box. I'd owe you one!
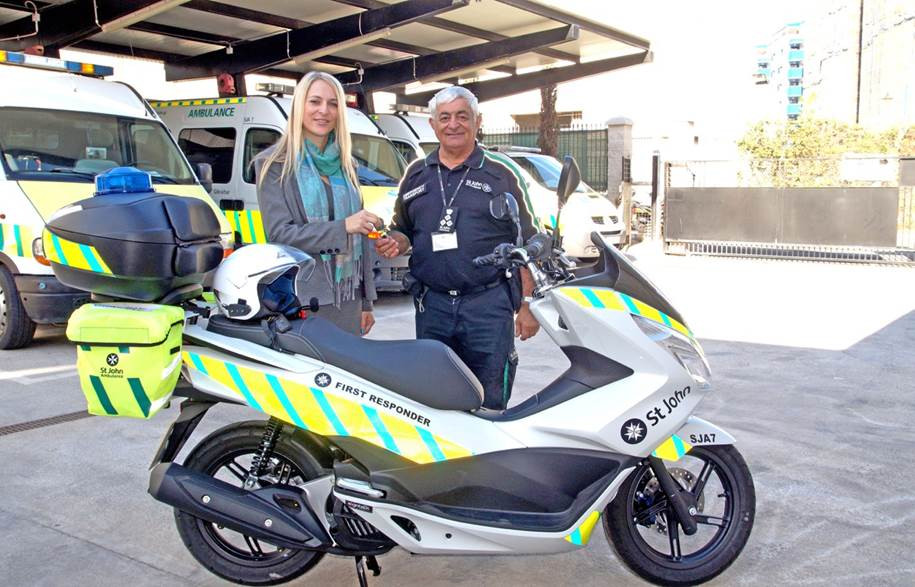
[178,127,236,183]
[242,128,281,184]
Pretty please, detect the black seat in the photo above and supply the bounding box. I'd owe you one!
[206,314,483,411]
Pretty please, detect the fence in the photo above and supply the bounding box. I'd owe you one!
[666,156,900,189]
[482,124,608,191]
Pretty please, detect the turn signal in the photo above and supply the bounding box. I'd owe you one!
[32,238,50,266]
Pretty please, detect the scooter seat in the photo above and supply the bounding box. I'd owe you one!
[206,314,484,412]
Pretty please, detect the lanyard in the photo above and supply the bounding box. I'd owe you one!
[437,164,471,209]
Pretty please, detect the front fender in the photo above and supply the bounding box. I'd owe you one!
[676,416,736,447]
[651,417,735,462]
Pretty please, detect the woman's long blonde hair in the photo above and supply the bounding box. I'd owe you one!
[258,71,359,189]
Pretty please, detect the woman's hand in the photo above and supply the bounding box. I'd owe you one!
[360,311,375,336]
[345,210,384,235]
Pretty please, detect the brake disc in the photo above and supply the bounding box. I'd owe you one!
[641,468,704,535]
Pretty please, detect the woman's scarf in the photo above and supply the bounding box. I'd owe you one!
[294,133,363,308]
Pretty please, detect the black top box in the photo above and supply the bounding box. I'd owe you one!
[44,191,224,302]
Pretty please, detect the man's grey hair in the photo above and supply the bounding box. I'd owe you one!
[428,86,480,119]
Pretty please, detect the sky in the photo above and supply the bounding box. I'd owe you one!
[59,0,813,139]
[476,0,814,133]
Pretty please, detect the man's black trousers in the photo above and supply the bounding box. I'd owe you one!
[414,284,518,410]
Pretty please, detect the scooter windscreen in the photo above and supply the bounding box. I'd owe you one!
[570,232,687,327]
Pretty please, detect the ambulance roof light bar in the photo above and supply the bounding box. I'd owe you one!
[0,50,114,77]
[392,103,430,114]
[256,82,295,96]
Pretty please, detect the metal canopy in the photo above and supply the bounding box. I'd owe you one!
[0,0,651,105]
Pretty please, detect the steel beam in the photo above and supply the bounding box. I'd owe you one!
[337,25,578,92]
[72,40,302,81]
[0,0,186,52]
[332,0,580,64]
[394,50,650,105]
[165,0,467,81]
[494,0,650,50]
[185,0,439,58]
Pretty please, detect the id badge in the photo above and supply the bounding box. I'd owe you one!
[437,206,459,233]
[432,231,458,252]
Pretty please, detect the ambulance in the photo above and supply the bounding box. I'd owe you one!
[374,108,625,259]
[150,85,409,290]
[0,50,233,349]
[372,107,439,162]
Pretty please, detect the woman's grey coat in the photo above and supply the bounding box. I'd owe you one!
[253,146,376,311]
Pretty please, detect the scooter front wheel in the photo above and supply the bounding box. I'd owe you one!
[173,420,326,586]
[605,445,755,586]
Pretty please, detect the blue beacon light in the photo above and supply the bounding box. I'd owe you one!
[94,167,153,196]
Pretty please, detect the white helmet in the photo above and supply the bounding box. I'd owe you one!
[212,244,315,320]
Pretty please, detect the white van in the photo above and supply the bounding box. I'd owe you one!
[0,51,232,349]
[372,110,439,162]
[151,87,409,290]
[498,148,625,258]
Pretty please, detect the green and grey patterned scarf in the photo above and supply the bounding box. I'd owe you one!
[294,133,362,307]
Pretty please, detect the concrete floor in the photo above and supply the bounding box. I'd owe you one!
[1,245,914,586]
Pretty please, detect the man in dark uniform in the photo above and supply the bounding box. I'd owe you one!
[376,86,541,410]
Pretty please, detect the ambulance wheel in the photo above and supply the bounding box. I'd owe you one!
[174,421,326,586]
[0,266,36,349]
[605,445,755,586]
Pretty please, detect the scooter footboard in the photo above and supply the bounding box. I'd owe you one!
[674,416,735,447]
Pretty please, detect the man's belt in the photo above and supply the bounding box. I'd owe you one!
[428,278,505,298]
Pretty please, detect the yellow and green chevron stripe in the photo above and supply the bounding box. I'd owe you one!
[41,230,112,274]
[559,287,693,338]
[183,352,471,464]
[652,434,692,462]
[224,209,266,244]
[565,511,601,545]
[0,223,37,259]
[148,97,247,108]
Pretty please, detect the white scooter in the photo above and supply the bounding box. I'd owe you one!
[148,158,755,586]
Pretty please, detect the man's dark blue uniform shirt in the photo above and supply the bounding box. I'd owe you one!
[390,145,537,293]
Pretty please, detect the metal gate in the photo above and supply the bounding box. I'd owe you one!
[662,157,915,264]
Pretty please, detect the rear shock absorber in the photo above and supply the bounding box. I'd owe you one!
[244,417,283,489]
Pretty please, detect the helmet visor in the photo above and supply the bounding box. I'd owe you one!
[258,267,300,317]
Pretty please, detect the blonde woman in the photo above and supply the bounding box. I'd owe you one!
[255,72,381,335]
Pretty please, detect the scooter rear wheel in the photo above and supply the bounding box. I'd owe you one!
[173,421,326,586]
[604,445,755,586]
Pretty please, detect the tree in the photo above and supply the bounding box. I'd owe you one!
[538,83,558,157]
[738,118,914,187]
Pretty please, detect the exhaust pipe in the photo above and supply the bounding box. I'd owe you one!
[149,462,331,550]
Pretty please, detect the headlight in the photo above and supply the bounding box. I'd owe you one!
[632,314,711,387]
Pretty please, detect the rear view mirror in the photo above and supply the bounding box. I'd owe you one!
[489,192,520,221]
[556,156,581,207]
[194,162,213,194]
[489,192,523,246]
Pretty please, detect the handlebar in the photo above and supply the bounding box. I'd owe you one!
[472,234,551,268]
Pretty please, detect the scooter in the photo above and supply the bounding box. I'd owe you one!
[143,157,755,586]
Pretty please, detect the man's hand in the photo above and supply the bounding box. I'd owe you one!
[515,304,540,340]
[375,231,408,259]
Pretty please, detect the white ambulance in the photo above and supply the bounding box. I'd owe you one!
[0,50,233,349]
[374,108,624,258]
[150,85,409,291]
[372,108,439,162]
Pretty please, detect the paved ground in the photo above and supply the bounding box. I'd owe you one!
[2,245,914,586]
